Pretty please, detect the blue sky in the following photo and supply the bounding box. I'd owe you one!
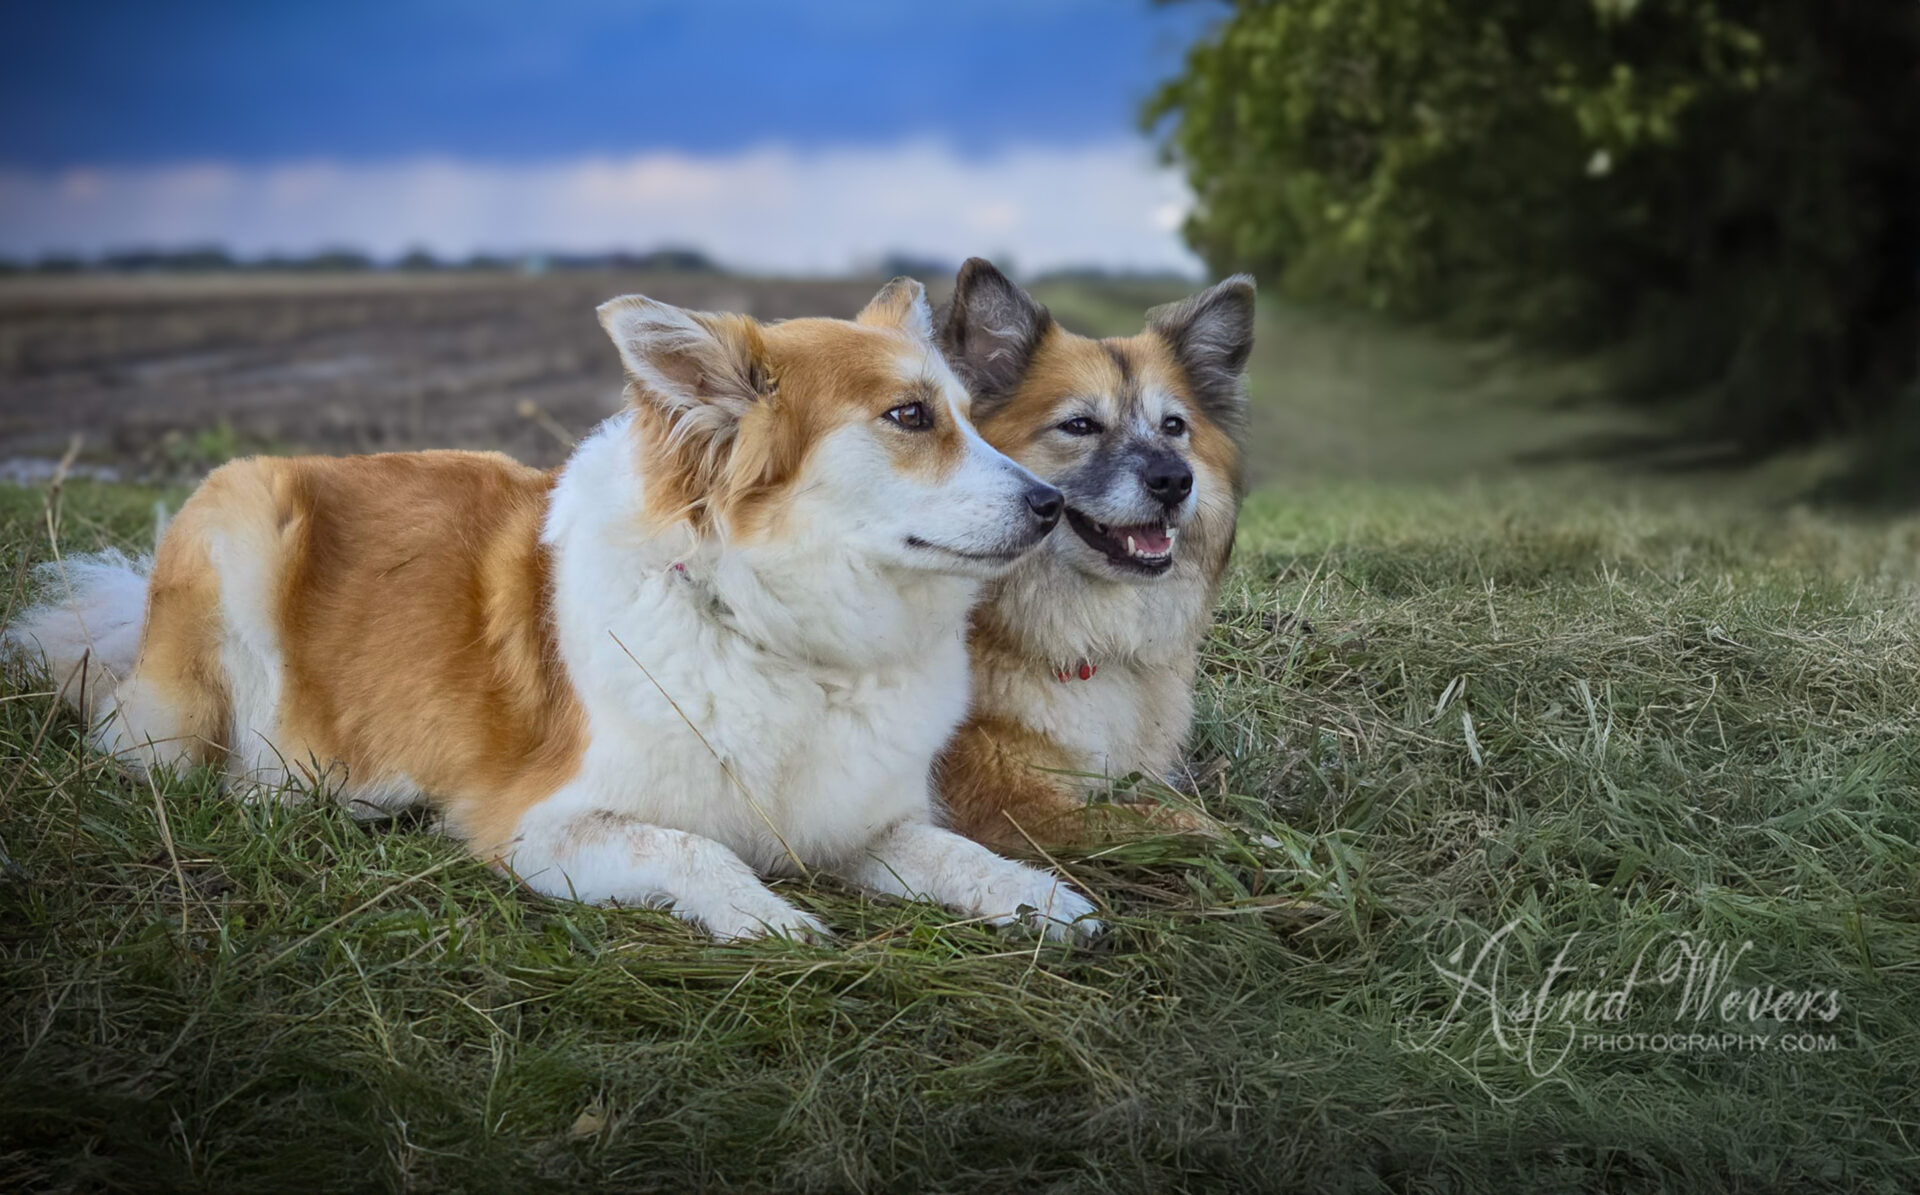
[0,2,1221,271]
[2,1,1212,164]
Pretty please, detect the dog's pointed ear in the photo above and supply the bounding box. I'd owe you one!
[1147,275,1256,438]
[597,294,772,440]
[935,257,1053,411]
[856,276,934,342]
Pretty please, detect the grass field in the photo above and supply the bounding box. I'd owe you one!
[3,284,1918,1192]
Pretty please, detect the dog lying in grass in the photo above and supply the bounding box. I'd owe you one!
[5,279,1100,942]
[932,260,1255,849]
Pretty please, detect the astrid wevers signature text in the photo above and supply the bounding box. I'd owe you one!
[1409,919,1842,1081]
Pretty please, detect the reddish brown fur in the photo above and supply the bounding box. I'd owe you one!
[633,318,966,541]
[142,451,588,857]
[130,500,230,766]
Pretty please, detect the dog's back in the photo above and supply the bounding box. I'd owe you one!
[7,450,580,814]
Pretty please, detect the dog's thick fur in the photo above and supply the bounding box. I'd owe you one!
[933,260,1255,850]
[5,279,1099,941]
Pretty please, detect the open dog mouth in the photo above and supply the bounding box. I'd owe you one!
[1064,508,1177,574]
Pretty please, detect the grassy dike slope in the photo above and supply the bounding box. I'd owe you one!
[2,292,1916,1192]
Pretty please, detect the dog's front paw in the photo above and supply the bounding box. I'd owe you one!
[985,868,1102,943]
[686,891,829,943]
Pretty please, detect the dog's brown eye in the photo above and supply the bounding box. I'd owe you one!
[884,401,933,431]
[1058,416,1101,436]
[1161,415,1187,436]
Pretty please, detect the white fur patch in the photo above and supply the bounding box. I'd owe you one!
[511,800,826,940]
[841,821,1100,940]
[2,550,150,721]
[204,520,289,784]
[529,417,976,873]
[510,413,1097,938]
[0,550,201,774]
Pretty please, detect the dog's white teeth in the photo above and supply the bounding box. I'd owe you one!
[1126,535,1136,555]
[1095,521,1108,535]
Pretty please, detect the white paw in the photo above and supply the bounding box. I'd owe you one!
[685,890,829,943]
[982,868,1102,943]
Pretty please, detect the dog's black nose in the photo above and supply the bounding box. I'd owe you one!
[1024,483,1064,526]
[1144,459,1193,505]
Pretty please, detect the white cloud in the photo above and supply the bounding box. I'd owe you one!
[0,141,1199,275]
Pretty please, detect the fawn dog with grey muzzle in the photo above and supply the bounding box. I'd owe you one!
[933,259,1255,849]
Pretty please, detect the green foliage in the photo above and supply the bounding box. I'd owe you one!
[158,419,281,476]
[1150,0,1920,453]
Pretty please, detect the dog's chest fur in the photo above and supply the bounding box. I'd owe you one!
[973,552,1214,782]
[541,419,976,872]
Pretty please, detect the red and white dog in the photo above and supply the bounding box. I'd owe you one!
[7,279,1099,941]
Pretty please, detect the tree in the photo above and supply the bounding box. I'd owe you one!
[1148,0,1919,452]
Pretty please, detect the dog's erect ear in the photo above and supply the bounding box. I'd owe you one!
[597,295,772,442]
[935,258,1053,411]
[856,276,934,342]
[1147,275,1256,439]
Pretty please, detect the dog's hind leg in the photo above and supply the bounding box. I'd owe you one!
[6,511,234,778]
[95,494,234,777]
[504,802,827,941]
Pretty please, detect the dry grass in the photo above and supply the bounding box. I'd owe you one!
[2,285,1917,1191]
[3,468,1917,1192]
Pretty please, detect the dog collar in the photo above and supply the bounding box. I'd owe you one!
[1053,657,1097,683]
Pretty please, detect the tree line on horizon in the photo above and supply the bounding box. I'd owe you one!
[0,248,1197,289]
[0,245,725,276]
